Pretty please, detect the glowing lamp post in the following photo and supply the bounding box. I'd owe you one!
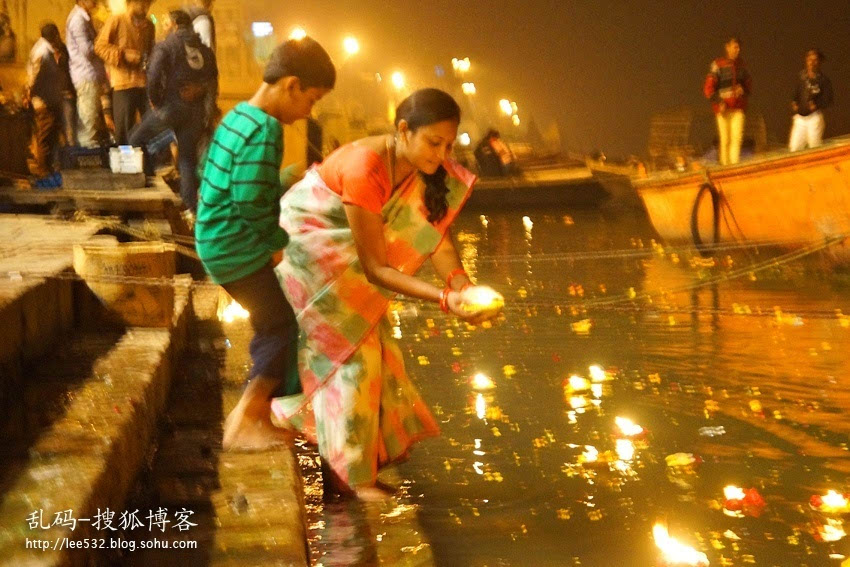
[391,71,406,91]
[289,27,307,41]
[451,57,471,77]
[499,99,514,116]
[343,36,360,56]
[462,82,477,96]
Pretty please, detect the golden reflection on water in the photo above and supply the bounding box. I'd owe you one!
[300,209,850,566]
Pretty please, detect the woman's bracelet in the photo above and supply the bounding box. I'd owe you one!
[439,287,452,313]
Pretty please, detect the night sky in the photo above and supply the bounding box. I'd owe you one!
[250,1,850,157]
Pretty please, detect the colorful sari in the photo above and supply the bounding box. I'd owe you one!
[271,159,476,487]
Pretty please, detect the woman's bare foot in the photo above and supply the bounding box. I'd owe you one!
[222,375,295,451]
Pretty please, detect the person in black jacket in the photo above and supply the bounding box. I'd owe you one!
[789,48,833,151]
[129,10,218,211]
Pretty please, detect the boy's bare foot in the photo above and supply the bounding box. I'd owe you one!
[222,375,295,451]
[222,406,294,451]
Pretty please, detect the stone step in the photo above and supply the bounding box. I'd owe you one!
[126,288,309,566]
[0,286,192,567]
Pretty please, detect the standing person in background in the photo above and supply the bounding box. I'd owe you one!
[704,37,752,166]
[67,0,109,148]
[186,0,215,52]
[26,24,65,178]
[789,48,833,152]
[95,0,154,145]
[130,10,218,212]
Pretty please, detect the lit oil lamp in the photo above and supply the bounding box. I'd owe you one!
[810,490,850,514]
[470,373,495,391]
[653,523,709,566]
[615,416,645,437]
[564,374,591,393]
[588,364,608,382]
[462,286,505,314]
[722,485,766,518]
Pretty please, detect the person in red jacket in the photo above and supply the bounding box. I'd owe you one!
[704,37,752,165]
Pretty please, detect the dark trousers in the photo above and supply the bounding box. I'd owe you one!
[221,263,300,398]
[113,87,148,145]
[28,105,61,177]
[129,102,205,211]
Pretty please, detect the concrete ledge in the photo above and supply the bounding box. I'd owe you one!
[0,286,192,567]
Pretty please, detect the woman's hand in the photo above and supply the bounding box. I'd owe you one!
[447,285,504,324]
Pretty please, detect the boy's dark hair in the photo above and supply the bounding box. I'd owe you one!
[40,22,61,45]
[263,37,336,90]
[169,10,192,28]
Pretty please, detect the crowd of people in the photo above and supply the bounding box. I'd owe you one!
[25,0,218,209]
[704,36,834,166]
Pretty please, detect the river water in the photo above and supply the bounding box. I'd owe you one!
[298,204,850,566]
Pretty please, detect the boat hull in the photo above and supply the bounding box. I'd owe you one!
[635,138,850,264]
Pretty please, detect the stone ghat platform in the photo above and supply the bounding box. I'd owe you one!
[0,215,310,566]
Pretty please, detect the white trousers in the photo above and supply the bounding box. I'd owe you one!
[788,111,825,152]
[715,109,745,166]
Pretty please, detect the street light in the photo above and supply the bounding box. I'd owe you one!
[499,99,513,116]
[512,115,521,127]
[289,27,307,41]
[461,82,476,96]
[391,71,405,90]
[343,36,360,56]
[451,57,471,75]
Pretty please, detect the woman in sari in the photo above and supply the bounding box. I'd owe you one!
[272,88,502,500]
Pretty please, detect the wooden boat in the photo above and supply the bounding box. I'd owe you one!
[467,165,612,209]
[634,135,850,265]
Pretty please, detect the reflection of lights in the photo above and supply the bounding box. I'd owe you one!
[219,299,250,323]
[461,82,476,95]
[463,287,504,312]
[591,383,603,399]
[459,132,471,146]
[653,523,709,567]
[499,99,513,116]
[471,373,495,391]
[480,215,489,228]
[288,26,306,40]
[475,393,486,419]
[473,461,484,475]
[522,216,533,231]
[820,519,846,542]
[252,22,274,38]
[569,396,588,410]
[589,365,607,382]
[512,115,521,127]
[615,416,644,437]
[616,439,635,461]
[581,445,599,463]
[567,375,591,392]
[342,36,360,55]
[474,438,485,456]
[724,485,745,501]
[391,71,405,90]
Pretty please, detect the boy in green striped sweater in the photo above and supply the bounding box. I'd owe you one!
[196,37,335,450]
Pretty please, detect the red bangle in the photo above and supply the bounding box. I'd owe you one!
[439,287,451,313]
[446,268,468,289]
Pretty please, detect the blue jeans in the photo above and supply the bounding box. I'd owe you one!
[129,101,205,211]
